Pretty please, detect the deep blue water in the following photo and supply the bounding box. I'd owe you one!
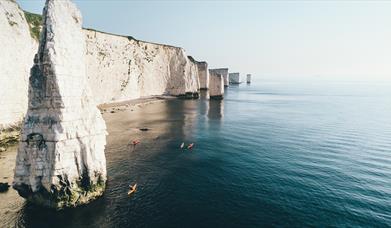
[9,80,391,227]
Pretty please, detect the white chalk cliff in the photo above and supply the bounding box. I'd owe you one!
[13,0,107,209]
[0,0,203,130]
[188,57,208,90]
[0,0,232,209]
[85,29,200,104]
[0,0,38,130]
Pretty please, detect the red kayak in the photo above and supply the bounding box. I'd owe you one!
[187,143,194,150]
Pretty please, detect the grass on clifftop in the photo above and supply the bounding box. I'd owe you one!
[24,11,42,41]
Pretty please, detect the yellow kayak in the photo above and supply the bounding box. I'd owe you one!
[128,183,137,196]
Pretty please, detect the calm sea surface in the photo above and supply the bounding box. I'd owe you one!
[2,80,391,227]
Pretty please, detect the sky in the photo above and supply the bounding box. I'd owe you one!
[18,0,391,82]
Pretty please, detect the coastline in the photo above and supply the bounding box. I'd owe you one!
[0,96,174,221]
[0,96,177,152]
[98,95,177,114]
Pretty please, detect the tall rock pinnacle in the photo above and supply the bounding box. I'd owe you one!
[13,0,107,209]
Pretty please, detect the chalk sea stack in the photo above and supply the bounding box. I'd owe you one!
[210,68,229,87]
[209,70,224,100]
[197,62,209,90]
[246,74,252,84]
[13,0,107,209]
[229,72,241,84]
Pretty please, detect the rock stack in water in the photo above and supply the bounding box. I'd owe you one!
[229,72,241,84]
[197,62,209,90]
[246,74,252,84]
[210,68,229,87]
[13,0,107,209]
[208,70,224,100]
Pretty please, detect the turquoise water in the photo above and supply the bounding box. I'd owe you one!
[9,80,391,227]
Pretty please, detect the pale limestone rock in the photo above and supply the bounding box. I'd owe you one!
[0,0,38,130]
[13,0,107,209]
[229,72,241,84]
[246,74,252,84]
[0,1,204,130]
[208,70,224,99]
[223,75,228,87]
[210,68,229,87]
[197,61,209,90]
[85,29,200,104]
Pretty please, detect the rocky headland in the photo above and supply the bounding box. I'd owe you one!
[0,0,229,209]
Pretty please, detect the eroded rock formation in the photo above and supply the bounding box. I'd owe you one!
[197,61,209,90]
[13,0,107,209]
[188,56,208,90]
[246,74,252,84]
[209,70,224,100]
[0,0,203,130]
[210,68,229,87]
[229,72,241,84]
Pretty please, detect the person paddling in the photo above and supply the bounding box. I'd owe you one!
[128,183,137,196]
[187,143,194,150]
[130,140,140,151]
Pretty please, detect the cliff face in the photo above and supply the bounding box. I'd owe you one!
[85,29,200,104]
[0,0,38,130]
[13,0,107,209]
[188,56,208,90]
[0,0,202,130]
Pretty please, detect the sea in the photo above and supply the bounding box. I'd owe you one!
[1,79,391,227]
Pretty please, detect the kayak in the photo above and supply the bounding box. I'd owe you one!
[187,143,194,149]
[128,183,137,195]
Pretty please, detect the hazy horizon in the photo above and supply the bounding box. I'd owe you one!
[18,0,391,82]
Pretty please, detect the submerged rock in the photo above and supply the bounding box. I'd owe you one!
[13,0,107,209]
[178,92,200,99]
